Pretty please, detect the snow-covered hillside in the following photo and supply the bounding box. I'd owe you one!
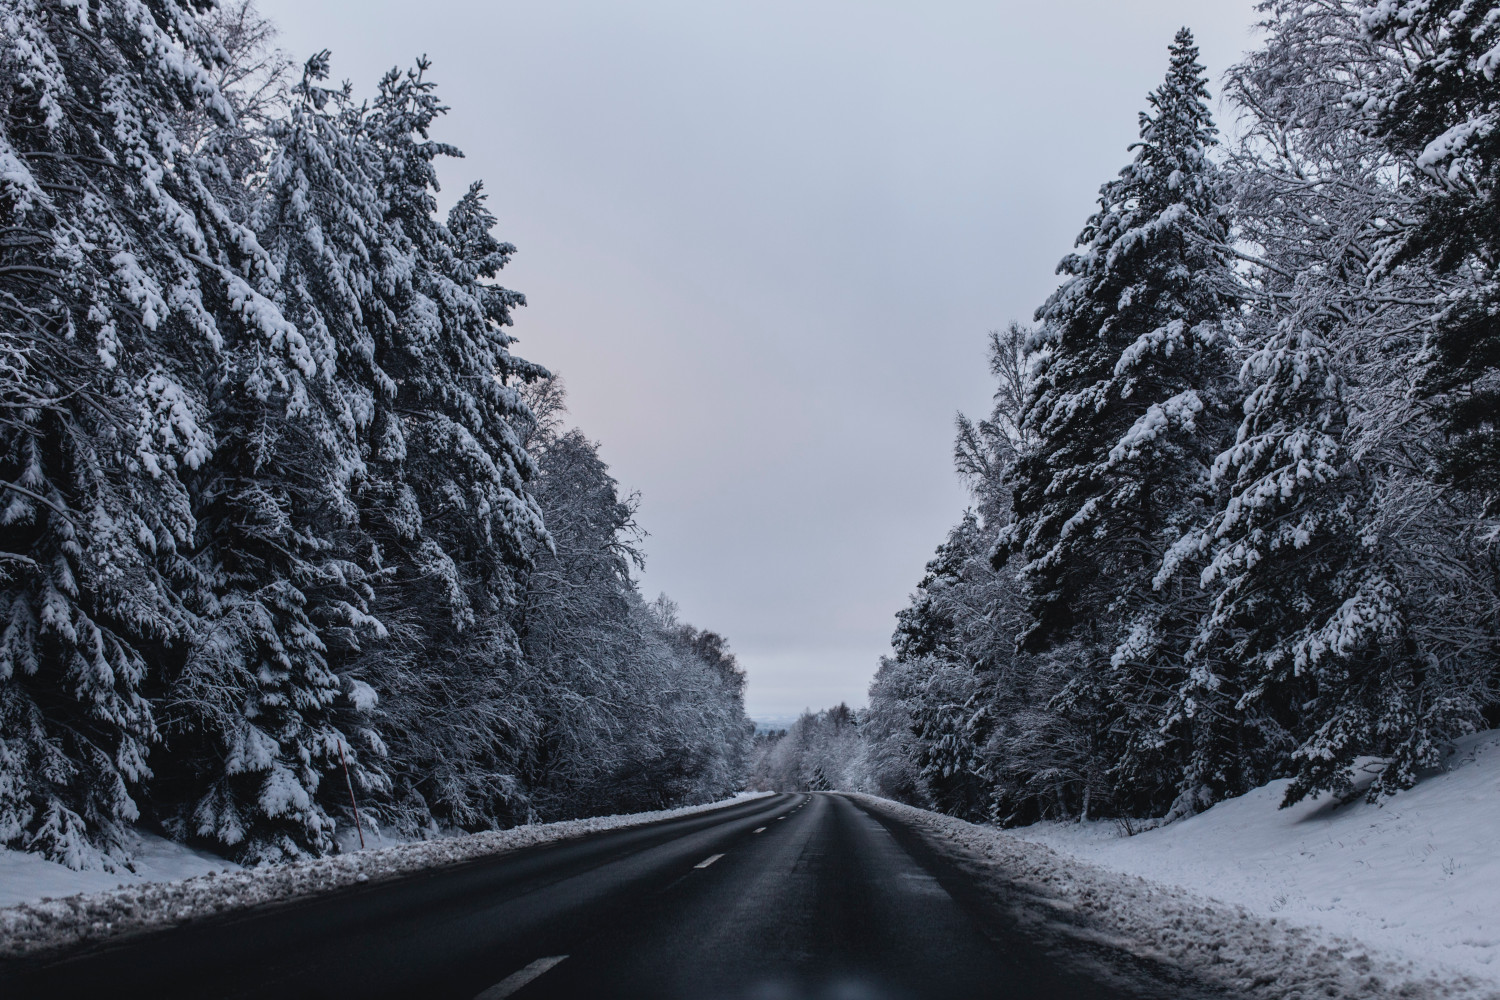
[1010,730,1500,987]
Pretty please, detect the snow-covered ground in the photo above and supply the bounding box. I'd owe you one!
[0,832,237,911]
[0,792,770,959]
[852,729,1500,1000]
[1010,730,1500,988]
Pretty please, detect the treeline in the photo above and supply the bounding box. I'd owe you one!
[746,705,860,793]
[773,4,1500,824]
[0,0,747,870]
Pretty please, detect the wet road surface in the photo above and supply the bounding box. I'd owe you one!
[0,792,1226,999]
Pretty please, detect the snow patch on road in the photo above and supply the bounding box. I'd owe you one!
[850,791,1500,1000]
[0,793,771,960]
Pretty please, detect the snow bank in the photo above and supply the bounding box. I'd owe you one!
[0,832,235,911]
[851,790,1500,1000]
[0,792,771,960]
[1009,731,1500,988]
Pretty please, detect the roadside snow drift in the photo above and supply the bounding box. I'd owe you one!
[853,780,1500,1000]
[0,793,770,960]
[0,832,235,912]
[1011,730,1500,988]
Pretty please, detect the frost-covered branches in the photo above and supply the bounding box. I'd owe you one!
[862,9,1498,830]
[514,415,748,820]
[0,0,268,869]
[0,1,748,869]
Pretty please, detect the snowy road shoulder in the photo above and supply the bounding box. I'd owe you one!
[1005,731,1500,991]
[0,831,234,912]
[0,792,771,961]
[848,792,1500,1000]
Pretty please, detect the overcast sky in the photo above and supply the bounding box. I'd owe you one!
[256,0,1262,719]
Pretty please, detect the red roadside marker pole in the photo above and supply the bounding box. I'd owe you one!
[338,741,365,850]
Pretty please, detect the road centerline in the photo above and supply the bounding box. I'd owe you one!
[694,853,725,869]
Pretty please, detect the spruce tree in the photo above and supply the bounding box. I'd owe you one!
[0,0,288,867]
[1185,1,1491,806]
[1187,313,1442,805]
[1367,0,1500,515]
[161,53,391,860]
[995,29,1237,814]
[1000,29,1234,648]
[352,62,549,832]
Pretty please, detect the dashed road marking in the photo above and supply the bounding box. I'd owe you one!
[754,826,767,833]
[695,853,725,868]
[474,955,568,999]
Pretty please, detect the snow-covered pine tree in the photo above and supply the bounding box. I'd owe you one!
[1186,317,1467,808]
[995,29,1237,815]
[1187,314,1378,803]
[0,0,295,868]
[889,515,997,820]
[1365,0,1500,516]
[1182,0,1494,807]
[160,50,392,861]
[346,61,550,832]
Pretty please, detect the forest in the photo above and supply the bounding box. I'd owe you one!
[7,0,1500,873]
[0,0,749,870]
[756,0,1500,827]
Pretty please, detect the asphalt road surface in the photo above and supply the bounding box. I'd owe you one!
[1,793,1225,999]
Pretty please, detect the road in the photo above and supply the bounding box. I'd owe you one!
[0,793,1224,999]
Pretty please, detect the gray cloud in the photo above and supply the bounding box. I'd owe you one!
[257,0,1261,717]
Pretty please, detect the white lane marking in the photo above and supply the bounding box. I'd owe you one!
[474,955,568,999]
[754,826,767,833]
[695,853,725,869]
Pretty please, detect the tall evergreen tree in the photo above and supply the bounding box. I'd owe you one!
[1183,0,1493,807]
[0,0,292,867]
[1366,0,1500,516]
[349,61,549,833]
[999,29,1235,650]
[995,29,1237,814]
[160,52,391,861]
